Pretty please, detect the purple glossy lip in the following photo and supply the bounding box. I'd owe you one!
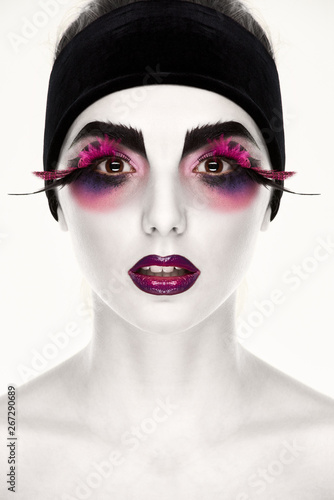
[129,254,199,273]
[128,254,201,296]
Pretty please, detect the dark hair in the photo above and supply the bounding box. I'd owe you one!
[56,0,274,59]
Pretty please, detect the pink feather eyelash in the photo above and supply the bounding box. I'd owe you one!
[33,134,296,181]
[33,135,123,181]
[204,135,296,180]
[77,136,123,169]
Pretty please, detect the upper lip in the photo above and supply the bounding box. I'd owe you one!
[129,254,200,274]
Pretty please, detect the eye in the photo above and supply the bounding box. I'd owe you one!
[93,155,135,175]
[193,156,235,175]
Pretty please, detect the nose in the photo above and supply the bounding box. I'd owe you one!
[142,170,186,236]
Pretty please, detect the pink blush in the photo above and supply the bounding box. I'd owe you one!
[68,167,131,211]
[206,181,259,211]
[70,182,121,211]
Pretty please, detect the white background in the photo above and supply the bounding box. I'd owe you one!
[1,0,334,397]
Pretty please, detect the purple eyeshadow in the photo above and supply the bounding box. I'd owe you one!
[73,169,128,192]
[200,167,255,193]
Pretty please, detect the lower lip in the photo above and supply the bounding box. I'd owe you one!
[128,271,200,295]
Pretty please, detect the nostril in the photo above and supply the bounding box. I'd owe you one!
[141,184,187,236]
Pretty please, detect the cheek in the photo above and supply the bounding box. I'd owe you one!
[190,171,259,212]
[69,171,136,211]
[207,175,258,211]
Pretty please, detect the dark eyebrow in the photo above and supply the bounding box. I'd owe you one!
[69,121,147,158]
[181,121,259,158]
[69,120,258,161]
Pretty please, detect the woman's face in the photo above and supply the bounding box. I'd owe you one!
[56,85,272,334]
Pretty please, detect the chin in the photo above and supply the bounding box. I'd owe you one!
[120,301,207,335]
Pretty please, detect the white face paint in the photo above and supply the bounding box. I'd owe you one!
[56,85,272,334]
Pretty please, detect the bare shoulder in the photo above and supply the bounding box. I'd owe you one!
[244,349,334,488]
[243,347,334,415]
[0,351,89,499]
[6,349,86,430]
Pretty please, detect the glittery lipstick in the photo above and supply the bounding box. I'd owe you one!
[128,254,200,295]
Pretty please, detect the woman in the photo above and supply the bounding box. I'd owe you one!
[2,0,334,498]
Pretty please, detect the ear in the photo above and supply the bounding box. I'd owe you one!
[57,204,68,232]
[260,203,272,232]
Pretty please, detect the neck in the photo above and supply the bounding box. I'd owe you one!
[75,291,254,445]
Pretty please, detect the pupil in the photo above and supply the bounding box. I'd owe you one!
[206,159,222,172]
[107,159,123,172]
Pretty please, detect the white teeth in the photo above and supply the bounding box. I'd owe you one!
[162,266,174,272]
[147,266,179,272]
[150,265,163,273]
[137,265,189,276]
